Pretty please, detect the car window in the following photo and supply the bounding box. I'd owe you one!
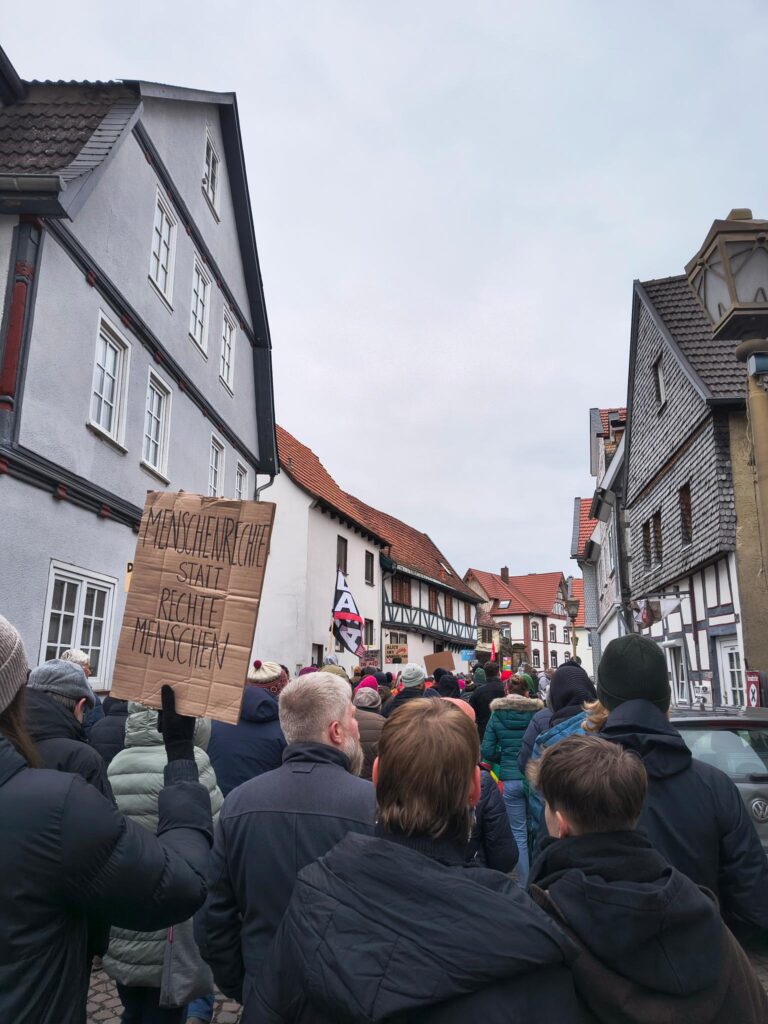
[677,727,768,779]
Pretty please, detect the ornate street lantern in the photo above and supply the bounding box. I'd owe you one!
[685,209,768,341]
[565,596,580,622]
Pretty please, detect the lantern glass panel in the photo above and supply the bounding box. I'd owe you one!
[725,240,768,305]
[696,248,732,323]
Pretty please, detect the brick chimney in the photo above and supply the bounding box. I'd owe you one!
[501,566,509,583]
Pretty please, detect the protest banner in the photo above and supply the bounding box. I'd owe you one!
[111,491,275,724]
[384,643,408,664]
[424,651,455,676]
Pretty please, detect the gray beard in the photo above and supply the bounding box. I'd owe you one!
[342,734,364,777]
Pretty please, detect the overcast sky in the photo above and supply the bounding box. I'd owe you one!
[5,2,768,580]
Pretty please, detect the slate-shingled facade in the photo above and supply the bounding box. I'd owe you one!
[0,48,276,687]
[623,270,767,707]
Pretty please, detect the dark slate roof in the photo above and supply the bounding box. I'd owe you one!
[0,82,136,175]
[640,275,745,399]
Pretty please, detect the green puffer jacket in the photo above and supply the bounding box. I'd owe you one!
[102,704,223,988]
[480,694,544,781]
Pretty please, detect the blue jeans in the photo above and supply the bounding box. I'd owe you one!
[502,780,529,886]
[186,993,214,1021]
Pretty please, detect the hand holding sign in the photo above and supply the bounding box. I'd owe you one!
[157,684,196,762]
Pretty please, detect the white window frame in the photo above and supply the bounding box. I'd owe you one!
[88,313,131,449]
[148,189,177,306]
[189,255,211,355]
[235,461,249,501]
[202,131,220,214]
[220,308,236,392]
[717,637,745,707]
[209,434,225,497]
[141,369,172,480]
[654,355,667,408]
[549,623,557,642]
[531,621,540,641]
[551,650,558,668]
[40,560,118,689]
[532,649,541,669]
[563,626,570,644]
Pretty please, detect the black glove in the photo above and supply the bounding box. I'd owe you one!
[157,684,195,762]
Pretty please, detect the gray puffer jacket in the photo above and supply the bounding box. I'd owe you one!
[103,704,223,987]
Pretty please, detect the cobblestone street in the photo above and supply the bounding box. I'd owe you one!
[87,970,241,1023]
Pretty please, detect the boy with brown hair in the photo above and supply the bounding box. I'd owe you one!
[251,699,584,1023]
[528,735,768,1024]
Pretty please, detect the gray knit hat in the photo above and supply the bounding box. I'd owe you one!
[0,615,30,714]
[27,659,96,708]
[353,687,382,710]
[400,663,426,688]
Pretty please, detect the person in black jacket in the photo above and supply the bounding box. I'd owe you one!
[598,634,768,941]
[518,664,597,773]
[442,697,518,873]
[527,734,768,1023]
[468,660,505,739]
[0,614,214,1024]
[250,698,583,1024]
[207,662,287,796]
[89,695,129,767]
[25,658,113,801]
[381,662,428,717]
[195,672,376,1003]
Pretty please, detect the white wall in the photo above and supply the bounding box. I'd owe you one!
[575,628,595,678]
[251,472,311,674]
[306,506,382,676]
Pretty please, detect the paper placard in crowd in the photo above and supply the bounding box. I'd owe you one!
[111,491,275,724]
[424,651,455,676]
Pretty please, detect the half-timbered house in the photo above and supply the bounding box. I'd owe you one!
[623,270,767,707]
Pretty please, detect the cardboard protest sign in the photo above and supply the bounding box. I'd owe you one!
[424,651,455,676]
[384,642,408,664]
[111,491,275,724]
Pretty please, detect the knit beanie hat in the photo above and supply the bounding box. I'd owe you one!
[436,672,461,698]
[0,615,29,714]
[442,696,476,723]
[433,667,447,683]
[353,687,382,710]
[247,659,289,696]
[598,634,671,712]
[27,659,96,708]
[400,663,426,688]
[298,665,317,677]
[549,663,597,713]
[323,664,351,684]
[473,667,486,685]
[355,675,379,693]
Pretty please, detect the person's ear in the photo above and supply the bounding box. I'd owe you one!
[74,698,87,722]
[372,757,379,786]
[327,718,343,747]
[555,809,573,839]
[468,765,481,808]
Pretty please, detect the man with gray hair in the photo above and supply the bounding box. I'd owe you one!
[25,658,112,801]
[195,672,375,1002]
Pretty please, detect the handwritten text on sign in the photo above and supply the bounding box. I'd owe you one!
[111,492,275,724]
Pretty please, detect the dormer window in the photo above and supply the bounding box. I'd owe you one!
[653,355,667,409]
[203,133,220,214]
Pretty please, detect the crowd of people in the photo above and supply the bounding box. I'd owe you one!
[1,611,767,1023]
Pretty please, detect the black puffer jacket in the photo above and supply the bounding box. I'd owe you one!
[529,830,768,1023]
[0,737,213,1024]
[89,696,129,767]
[25,687,113,801]
[195,742,375,1001]
[469,768,518,872]
[469,679,505,739]
[251,830,584,1024]
[601,699,768,936]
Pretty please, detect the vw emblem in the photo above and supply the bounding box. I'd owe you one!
[751,798,768,824]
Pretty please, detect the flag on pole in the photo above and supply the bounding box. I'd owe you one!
[332,569,365,657]
[491,639,497,662]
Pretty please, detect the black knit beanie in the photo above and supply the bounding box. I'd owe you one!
[598,634,671,712]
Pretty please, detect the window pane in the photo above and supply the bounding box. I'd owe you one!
[47,613,60,644]
[64,582,77,613]
[60,615,73,647]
